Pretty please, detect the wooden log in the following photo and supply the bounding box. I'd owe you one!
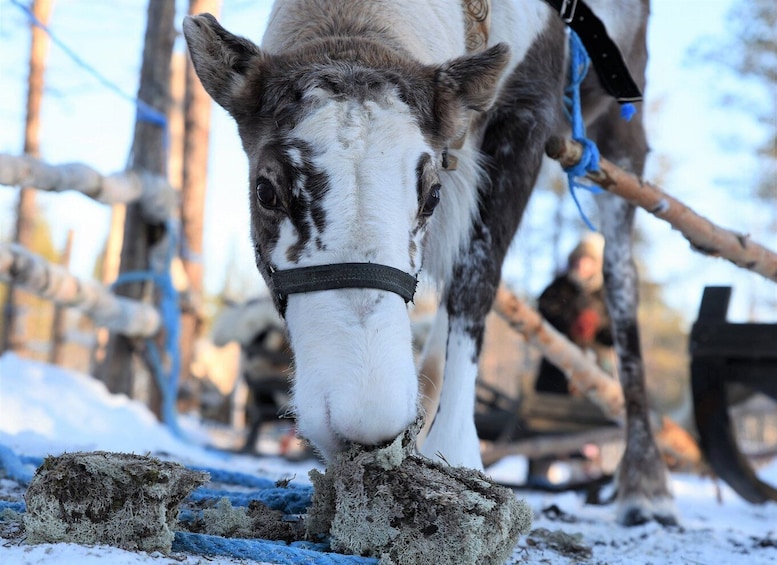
[492,285,625,424]
[0,153,177,223]
[0,244,161,338]
[546,136,777,283]
[481,426,624,466]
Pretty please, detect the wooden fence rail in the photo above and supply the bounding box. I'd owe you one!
[0,153,177,223]
[0,243,161,338]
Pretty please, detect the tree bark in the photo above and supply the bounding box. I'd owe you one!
[177,0,221,410]
[2,0,53,354]
[97,0,176,413]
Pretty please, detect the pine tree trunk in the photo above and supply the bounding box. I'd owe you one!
[96,0,176,417]
[1,0,54,354]
[177,0,221,411]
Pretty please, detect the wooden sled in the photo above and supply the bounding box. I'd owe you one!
[476,379,622,492]
[690,286,777,503]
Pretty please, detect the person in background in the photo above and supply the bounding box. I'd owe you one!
[528,233,615,486]
[534,232,614,394]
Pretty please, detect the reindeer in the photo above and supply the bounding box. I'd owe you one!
[184,0,676,526]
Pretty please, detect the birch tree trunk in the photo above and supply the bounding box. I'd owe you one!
[48,229,73,364]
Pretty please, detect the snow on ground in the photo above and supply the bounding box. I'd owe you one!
[1,353,776,564]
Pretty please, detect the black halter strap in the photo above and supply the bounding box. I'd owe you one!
[271,263,418,316]
[543,0,643,103]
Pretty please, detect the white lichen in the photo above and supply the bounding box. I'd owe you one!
[306,418,532,564]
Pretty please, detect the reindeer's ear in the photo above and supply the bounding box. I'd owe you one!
[438,43,510,110]
[183,13,265,113]
[433,43,510,143]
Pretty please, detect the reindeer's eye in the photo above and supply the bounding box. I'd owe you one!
[421,184,441,217]
[256,177,280,210]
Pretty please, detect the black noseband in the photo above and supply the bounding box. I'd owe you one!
[271,262,418,316]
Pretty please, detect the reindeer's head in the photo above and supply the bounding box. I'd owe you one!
[184,13,508,459]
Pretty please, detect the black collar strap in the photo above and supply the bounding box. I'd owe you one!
[271,262,418,316]
[543,0,643,103]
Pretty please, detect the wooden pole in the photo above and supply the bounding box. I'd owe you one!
[0,244,161,338]
[178,0,221,409]
[492,285,626,424]
[481,427,624,467]
[2,0,54,354]
[48,229,73,364]
[96,0,176,413]
[90,204,126,370]
[546,136,777,283]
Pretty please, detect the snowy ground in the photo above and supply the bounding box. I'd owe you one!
[1,353,776,564]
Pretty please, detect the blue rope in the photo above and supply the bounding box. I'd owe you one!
[173,532,378,564]
[563,30,603,231]
[0,444,35,485]
[0,500,26,513]
[111,219,182,439]
[187,465,314,514]
[562,32,639,230]
[188,466,282,489]
[10,0,168,137]
[189,487,313,515]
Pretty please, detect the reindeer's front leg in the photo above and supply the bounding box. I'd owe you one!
[420,223,504,470]
[592,103,679,526]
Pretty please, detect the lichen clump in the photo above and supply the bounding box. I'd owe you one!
[182,497,304,542]
[306,420,532,564]
[24,451,209,553]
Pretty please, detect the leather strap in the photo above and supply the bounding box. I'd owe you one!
[543,0,643,103]
[271,263,418,315]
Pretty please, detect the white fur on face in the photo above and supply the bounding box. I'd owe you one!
[271,91,434,458]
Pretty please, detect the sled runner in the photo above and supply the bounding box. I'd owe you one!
[690,286,777,503]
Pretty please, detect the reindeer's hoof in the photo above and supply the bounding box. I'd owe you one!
[617,496,679,527]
